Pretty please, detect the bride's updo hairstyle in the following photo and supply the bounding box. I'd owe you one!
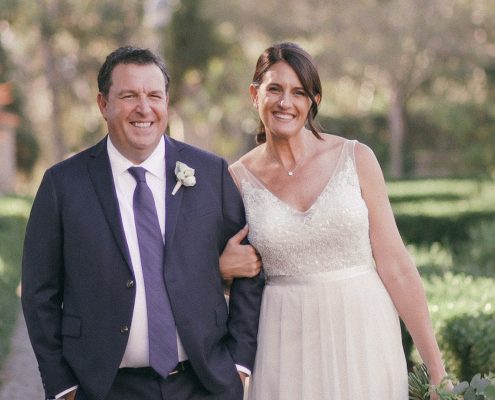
[251,42,323,144]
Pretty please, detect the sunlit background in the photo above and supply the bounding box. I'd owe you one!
[0,0,494,387]
[0,0,494,193]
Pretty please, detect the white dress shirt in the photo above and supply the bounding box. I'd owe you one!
[107,135,188,366]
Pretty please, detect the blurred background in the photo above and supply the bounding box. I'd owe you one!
[0,0,494,388]
[1,0,495,186]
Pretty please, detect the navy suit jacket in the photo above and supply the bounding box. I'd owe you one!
[21,136,264,400]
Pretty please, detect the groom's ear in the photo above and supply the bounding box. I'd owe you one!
[96,92,108,121]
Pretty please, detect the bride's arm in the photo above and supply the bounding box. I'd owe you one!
[355,143,449,392]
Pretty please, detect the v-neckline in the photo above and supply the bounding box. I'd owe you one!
[239,141,348,214]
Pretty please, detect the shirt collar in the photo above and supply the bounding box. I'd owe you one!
[107,135,165,180]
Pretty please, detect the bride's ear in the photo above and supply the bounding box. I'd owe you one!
[249,84,258,108]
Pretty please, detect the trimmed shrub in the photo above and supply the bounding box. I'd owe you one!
[395,211,495,247]
[454,219,495,278]
[402,272,495,374]
[441,313,495,381]
[388,178,495,247]
[0,196,30,366]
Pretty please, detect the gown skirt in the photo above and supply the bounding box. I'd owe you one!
[247,265,409,400]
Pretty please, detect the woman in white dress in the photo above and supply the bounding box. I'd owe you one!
[221,42,449,399]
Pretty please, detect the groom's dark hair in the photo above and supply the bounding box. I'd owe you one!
[97,46,171,97]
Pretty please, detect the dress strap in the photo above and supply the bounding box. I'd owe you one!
[329,139,357,175]
[229,161,262,192]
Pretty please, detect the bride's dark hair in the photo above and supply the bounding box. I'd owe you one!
[251,42,323,144]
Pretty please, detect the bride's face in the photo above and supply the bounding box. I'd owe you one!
[250,61,312,140]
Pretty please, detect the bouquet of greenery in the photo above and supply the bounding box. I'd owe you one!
[409,364,495,400]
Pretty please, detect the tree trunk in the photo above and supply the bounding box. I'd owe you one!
[39,0,66,164]
[387,85,406,178]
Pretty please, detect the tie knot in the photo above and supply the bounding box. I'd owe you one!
[128,166,147,183]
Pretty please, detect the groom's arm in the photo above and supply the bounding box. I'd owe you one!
[218,160,264,371]
[21,170,78,398]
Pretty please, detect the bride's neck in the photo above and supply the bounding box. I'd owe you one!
[264,130,311,167]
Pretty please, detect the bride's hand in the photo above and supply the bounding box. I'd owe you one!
[429,375,454,400]
[430,392,440,400]
[220,225,262,281]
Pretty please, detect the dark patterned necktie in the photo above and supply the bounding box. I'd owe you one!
[128,166,178,377]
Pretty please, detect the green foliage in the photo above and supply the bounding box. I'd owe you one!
[409,272,495,377]
[0,196,30,367]
[165,0,229,102]
[392,180,495,380]
[409,363,431,400]
[387,179,495,246]
[408,363,495,400]
[395,211,495,247]
[16,129,39,175]
[454,219,495,278]
[0,39,38,174]
[2,0,149,163]
[422,273,495,332]
[413,102,495,177]
[10,85,39,175]
[441,314,495,381]
[407,242,453,278]
[364,179,495,387]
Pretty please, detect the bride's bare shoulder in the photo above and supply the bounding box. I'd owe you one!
[234,144,265,170]
[318,133,349,153]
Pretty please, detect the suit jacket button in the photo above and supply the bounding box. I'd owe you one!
[120,325,129,334]
[126,279,135,288]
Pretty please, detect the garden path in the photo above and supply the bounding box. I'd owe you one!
[0,307,44,399]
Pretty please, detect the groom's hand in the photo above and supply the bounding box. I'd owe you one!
[220,225,261,281]
[63,389,77,400]
[238,371,248,386]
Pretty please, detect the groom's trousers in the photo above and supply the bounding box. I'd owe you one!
[73,366,244,400]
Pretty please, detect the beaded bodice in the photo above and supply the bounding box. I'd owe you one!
[230,140,374,277]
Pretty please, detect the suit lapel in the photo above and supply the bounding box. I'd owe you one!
[164,136,184,255]
[87,137,133,271]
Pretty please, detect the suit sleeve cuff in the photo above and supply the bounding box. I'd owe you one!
[53,385,78,399]
[235,364,251,376]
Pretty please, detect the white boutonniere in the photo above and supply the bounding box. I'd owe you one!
[172,161,196,195]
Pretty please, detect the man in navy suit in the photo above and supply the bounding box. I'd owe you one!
[21,46,264,400]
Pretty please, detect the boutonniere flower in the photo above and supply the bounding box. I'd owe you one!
[172,161,196,195]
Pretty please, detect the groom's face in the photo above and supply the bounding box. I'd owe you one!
[97,63,169,164]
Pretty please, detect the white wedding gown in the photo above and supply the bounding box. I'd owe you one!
[230,140,408,400]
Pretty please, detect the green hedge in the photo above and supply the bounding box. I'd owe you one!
[402,272,495,378]
[395,211,495,247]
[388,178,495,247]
[0,196,30,367]
[441,313,495,381]
[454,219,495,278]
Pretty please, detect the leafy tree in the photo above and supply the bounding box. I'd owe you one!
[0,33,37,175]
[213,0,495,177]
[161,0,253,158]
[1,0,148,166]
